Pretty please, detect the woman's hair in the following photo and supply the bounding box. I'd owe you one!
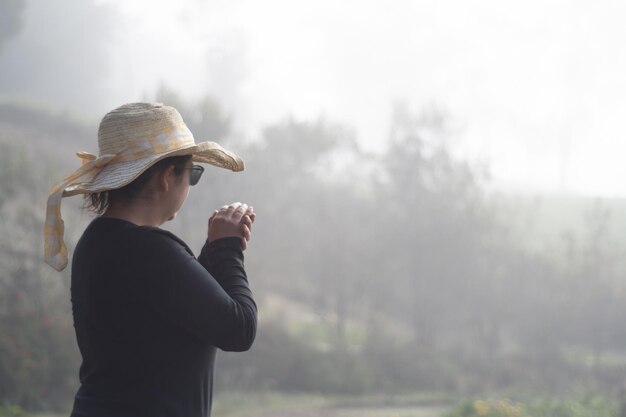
[84,155,192,214]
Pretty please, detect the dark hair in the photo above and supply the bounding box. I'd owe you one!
[84,155,192,214]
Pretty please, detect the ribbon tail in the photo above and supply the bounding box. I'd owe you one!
[43,159,111,271]
[44,190,68,271]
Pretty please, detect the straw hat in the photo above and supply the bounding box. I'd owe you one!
[44,102,244,271]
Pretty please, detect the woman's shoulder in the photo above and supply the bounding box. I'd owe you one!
[84,217,192,254]
[135,224,190,252]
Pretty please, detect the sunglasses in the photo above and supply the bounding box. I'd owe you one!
[186,165,204,186]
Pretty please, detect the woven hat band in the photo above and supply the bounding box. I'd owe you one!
[99,124,195,162]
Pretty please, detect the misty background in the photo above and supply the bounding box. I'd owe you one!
[2,0,626,415]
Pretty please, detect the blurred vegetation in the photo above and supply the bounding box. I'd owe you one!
[2,95,626,414]
[446,396,620,417]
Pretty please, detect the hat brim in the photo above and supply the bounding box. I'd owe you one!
[63,141,244,196]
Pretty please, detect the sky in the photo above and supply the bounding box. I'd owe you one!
[7,0,626,197]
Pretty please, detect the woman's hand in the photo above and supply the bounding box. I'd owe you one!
[208,202,256,250]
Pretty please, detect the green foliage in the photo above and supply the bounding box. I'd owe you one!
[446,397,620,417]
[0,126,78,412]
[0,313,78,411]
[216,320,377,395]
[0,403,24,417]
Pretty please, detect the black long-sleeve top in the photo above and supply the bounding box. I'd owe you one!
[69,217,257,417]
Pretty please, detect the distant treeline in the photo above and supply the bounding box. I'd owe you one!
[1,95,625,412]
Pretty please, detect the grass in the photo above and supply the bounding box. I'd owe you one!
[8,392,450,417]
[14,393,626,417]
[212,392,450,417]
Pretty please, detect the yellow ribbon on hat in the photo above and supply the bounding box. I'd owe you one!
[44,152,117,271]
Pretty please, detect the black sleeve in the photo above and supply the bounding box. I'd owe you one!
[130,231,257,352]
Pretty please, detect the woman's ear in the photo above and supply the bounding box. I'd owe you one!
[156,165,176,192]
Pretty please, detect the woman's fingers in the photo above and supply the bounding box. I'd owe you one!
[243,206,255,223]
[240,226,251,250]
[241,223,251,241]
[241,214,253,229]
[208,202,255,248]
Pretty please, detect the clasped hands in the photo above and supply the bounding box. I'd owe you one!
[207,202,256,250]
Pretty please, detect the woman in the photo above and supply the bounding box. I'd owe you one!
[44,102,257,417]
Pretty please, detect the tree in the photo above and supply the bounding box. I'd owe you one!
[0,137,79,410]
[0,0,25,51]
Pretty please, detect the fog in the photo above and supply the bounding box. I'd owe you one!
[4,0,626,196]
[2,0,626,415]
